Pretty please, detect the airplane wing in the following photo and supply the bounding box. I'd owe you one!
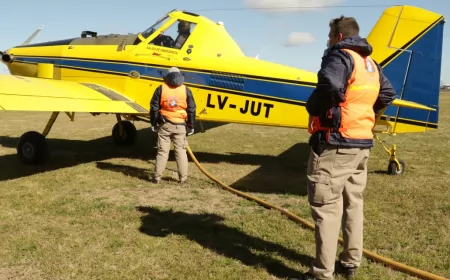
[0,74,148,114]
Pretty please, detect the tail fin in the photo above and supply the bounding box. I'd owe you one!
[367,5,445,133]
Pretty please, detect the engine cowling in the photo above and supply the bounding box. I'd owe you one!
[1,52,14,63]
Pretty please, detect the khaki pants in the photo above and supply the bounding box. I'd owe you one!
[154,122,188,182]
[306,144,370,280]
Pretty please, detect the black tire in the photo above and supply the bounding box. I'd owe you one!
[387,159,405,175]
[16,131,48,164]
[112,121,137,146]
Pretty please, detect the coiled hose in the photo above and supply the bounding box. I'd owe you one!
[186,146,448,280]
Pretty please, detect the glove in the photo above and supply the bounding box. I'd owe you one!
[151,126,157,132]
[187,128,194,136]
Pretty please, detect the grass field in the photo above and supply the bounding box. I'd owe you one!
[0,95,449,280]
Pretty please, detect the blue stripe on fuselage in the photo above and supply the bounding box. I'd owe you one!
[14,56,315,104]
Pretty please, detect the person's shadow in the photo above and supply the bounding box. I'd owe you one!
[136,206,313,279]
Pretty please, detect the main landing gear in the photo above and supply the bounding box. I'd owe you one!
[374,134,405,175]
[16,112,137,164]
[111,114,137,146]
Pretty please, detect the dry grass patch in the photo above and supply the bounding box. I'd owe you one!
[0,95,449,279]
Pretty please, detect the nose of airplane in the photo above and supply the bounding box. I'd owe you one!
[1,51,14,63]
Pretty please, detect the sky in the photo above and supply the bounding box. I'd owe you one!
[0,0,448,83]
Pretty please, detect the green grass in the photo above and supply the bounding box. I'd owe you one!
[0,95,449,280]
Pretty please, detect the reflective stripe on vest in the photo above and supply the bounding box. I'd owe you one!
[308,48,380,140]
[160,83,188,123]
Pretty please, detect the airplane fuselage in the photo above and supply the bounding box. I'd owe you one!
[3,11,318,130]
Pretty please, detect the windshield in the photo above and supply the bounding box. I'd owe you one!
[140,15,171,39]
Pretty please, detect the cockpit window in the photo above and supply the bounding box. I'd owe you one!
[140,16,171,39]
[149,19,197,49]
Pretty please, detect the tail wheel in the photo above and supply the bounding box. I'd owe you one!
[387,159,405,175]
[112,121,137,146]
[17,131,48,164]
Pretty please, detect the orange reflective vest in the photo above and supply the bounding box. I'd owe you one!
[159,83,188,124]
[308,48,380,142]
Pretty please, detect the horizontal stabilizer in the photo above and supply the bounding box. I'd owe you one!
[391,99,436,111]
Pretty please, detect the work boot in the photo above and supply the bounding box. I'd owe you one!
[148,175,159,184]
[343,267,356,279]
[337,263,357,279]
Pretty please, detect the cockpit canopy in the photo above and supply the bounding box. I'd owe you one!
[136,10,244,57]
[140,15,171,40]
[139,10,197,50]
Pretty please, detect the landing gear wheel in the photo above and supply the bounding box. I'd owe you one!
[16,131,48,164]
[387,159,405,175]
[112,120,137,146]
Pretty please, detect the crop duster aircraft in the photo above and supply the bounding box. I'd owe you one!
[0,5,445,175]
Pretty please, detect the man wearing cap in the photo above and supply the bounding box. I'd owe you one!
[173,20,191,49]
[149,67,196,184]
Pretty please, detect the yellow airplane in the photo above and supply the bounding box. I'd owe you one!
[0,5,445,176]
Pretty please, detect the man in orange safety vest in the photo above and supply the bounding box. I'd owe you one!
[149,67,196,184]
[292,16,396,280]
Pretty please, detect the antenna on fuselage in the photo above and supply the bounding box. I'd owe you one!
[21,25,44,46]
[255,45,270,59]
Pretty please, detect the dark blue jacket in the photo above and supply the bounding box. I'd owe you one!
[306,35,397,148]
[149,71,196,128]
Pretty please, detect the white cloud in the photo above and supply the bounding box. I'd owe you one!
[284,32,315,47]
[244,0,345,12]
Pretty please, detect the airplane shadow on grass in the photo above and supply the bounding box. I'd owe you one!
[0,121,309,196]
[136,206,312,278]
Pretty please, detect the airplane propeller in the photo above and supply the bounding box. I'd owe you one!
[21,25,44,46]
[1,25,43,64]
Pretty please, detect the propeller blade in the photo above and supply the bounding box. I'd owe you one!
[21,25,44,46]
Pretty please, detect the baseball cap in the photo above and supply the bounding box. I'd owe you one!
[168,67,180,73]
